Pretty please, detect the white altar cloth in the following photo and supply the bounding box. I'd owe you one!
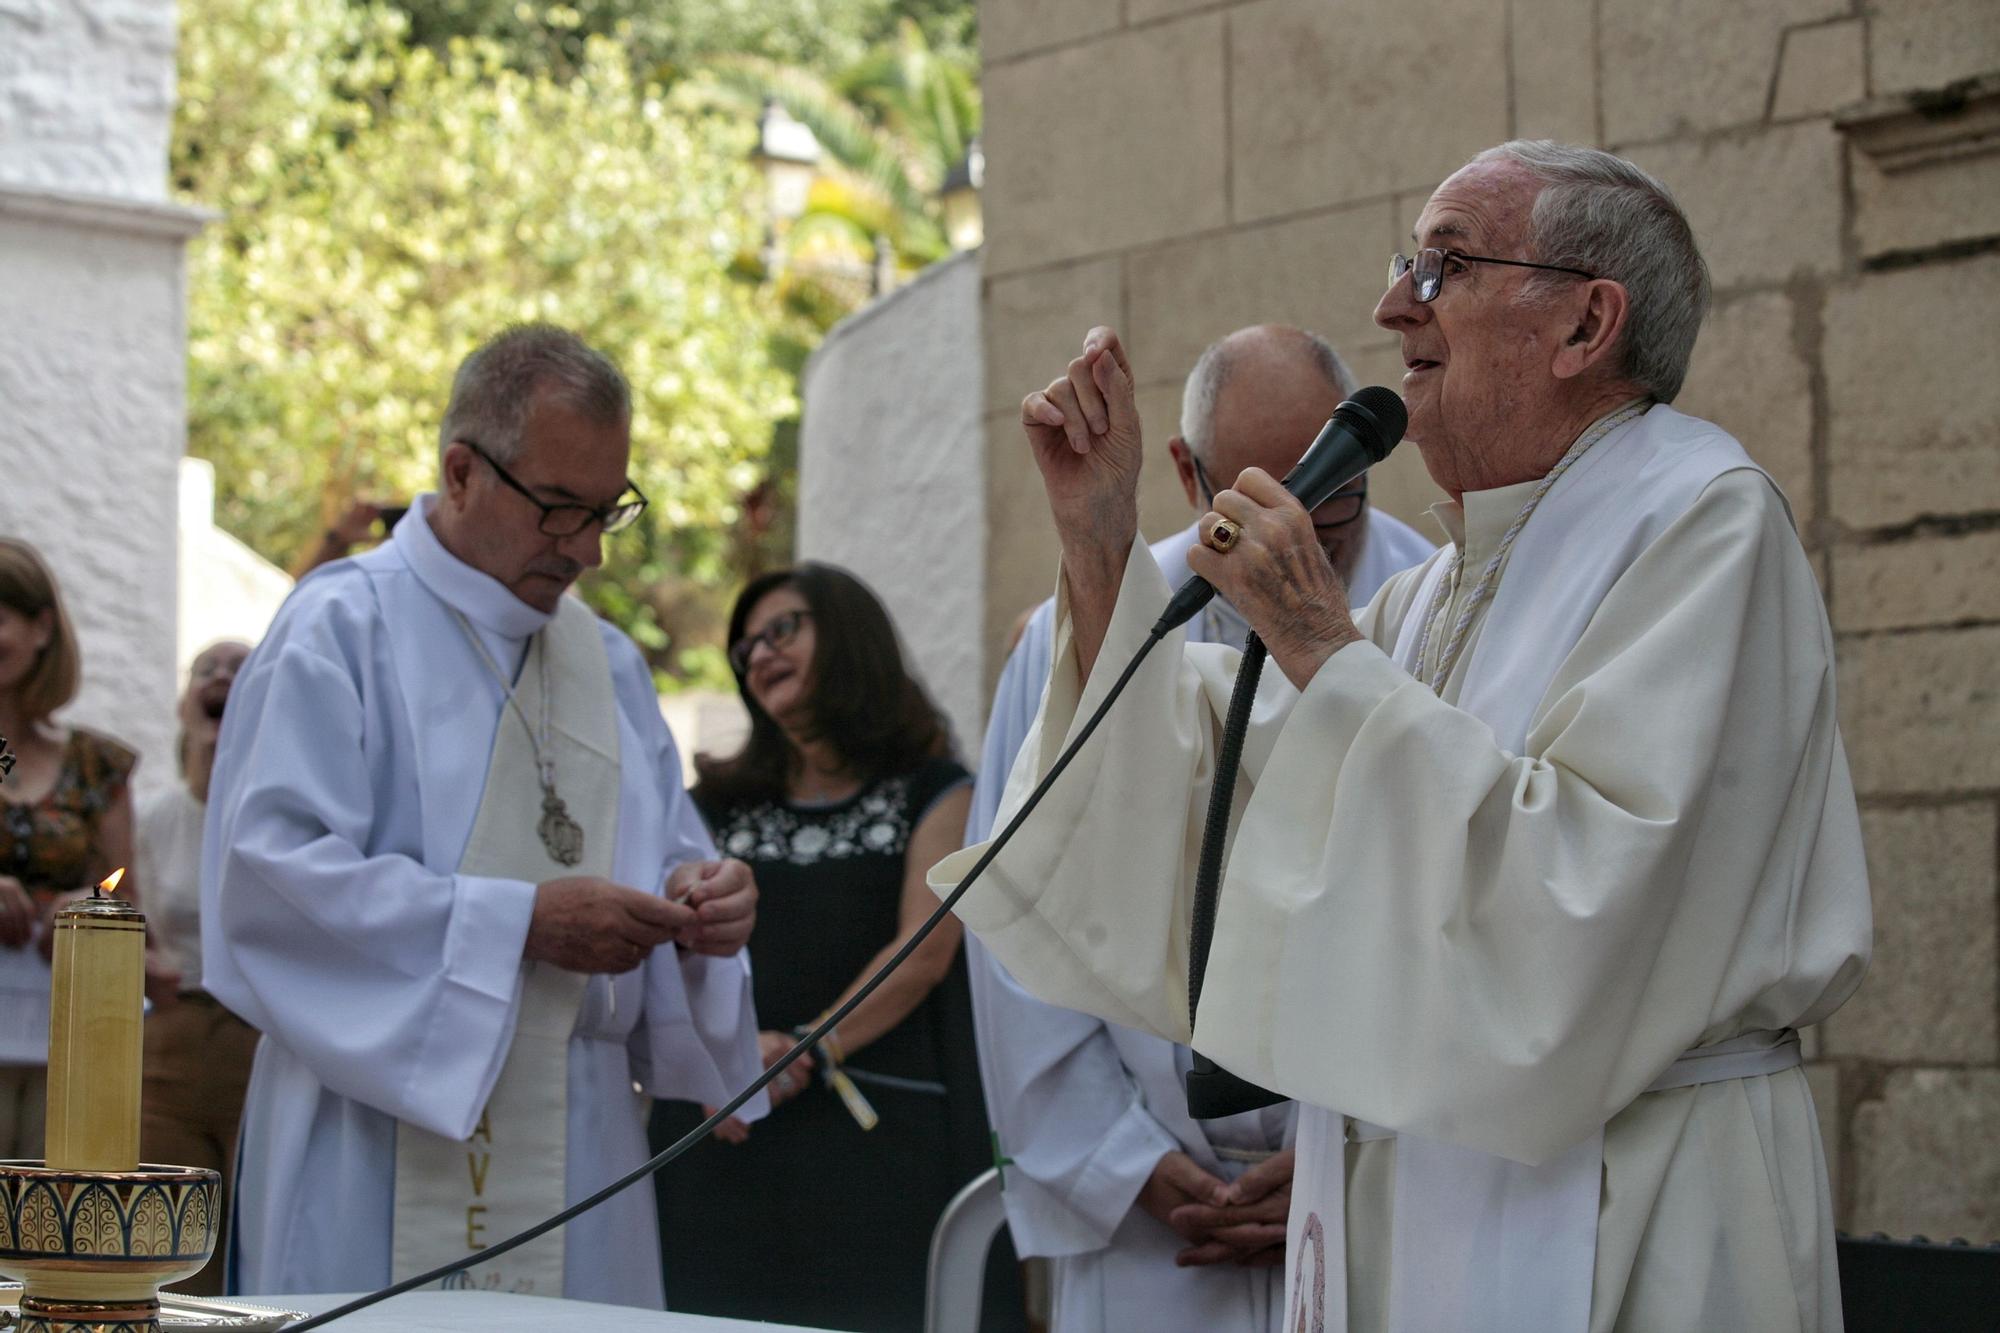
[279,1292,830,1330]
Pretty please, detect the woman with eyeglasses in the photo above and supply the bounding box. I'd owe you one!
[649,563,1018,1332]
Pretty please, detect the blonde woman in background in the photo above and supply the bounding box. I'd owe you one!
[0,538,140,1158]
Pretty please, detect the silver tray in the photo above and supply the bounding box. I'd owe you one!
[0,1284,305,1330]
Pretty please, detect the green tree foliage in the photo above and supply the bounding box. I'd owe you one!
[391,0,974,81]
[707,18,980,322]
[176,0,795,682]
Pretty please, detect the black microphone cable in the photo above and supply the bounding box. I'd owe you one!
[1183,629,1285,1119]
[289,619,1177,1329]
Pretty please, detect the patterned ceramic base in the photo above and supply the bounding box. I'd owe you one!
[10,1293,159,1333]
[0,1164,220,1333]
[0,1286,303,1332]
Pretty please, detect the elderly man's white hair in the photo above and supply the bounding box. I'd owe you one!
[1472,140,1711,403]
[1179,326,1358,460]
[437,322,631,469]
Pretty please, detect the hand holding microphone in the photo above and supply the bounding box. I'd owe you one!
[1180,388,1408,689]
[1021,325,1406,689]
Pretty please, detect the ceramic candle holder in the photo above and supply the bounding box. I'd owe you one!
[0,1161,219,1332]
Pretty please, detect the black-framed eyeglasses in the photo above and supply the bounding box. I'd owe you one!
[729,609,812,676]
[1387,248,1597,303]
[1191,454,1368,528]
[459,440,649,536]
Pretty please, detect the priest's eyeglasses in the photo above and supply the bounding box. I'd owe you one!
[729,609,812,675]
[1191,454,1368,528]
[1387,248,1597,303]
[460,440,649,536]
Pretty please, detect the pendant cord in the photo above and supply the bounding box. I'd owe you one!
[450,612,558,792]
[287,625,1172,1329]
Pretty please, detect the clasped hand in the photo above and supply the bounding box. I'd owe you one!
[1138,1149,1293,1268]
[524,859,757,973]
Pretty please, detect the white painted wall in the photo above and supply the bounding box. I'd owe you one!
[177,458,292,676]
[0,0,179,201]
[796,252,987,757]
[0,0,205,798]
[658,691,751,787]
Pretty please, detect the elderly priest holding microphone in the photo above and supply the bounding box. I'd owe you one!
[203,324,764,1308]
[933,140,1871,1333]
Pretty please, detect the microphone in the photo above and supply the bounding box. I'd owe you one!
[1153,386,1408,635]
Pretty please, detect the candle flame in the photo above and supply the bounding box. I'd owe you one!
[97,868,126,896]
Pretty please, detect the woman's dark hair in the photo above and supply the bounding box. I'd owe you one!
[694,563,953,807]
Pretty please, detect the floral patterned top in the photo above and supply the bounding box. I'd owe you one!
[0,728,136,902]
[712,769,945,867]
[696,756,971,1070]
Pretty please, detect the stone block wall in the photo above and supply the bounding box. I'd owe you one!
[977,0,2000,1240]
[0,0,204,798]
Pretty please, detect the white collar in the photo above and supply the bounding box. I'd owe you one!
[392,493,554,640]
[1428,475,1542,558]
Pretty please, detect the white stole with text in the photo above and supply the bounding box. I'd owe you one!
[390,596,619,1294]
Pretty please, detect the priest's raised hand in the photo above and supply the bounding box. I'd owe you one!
[1020,325,1144,676]
[524,876,698,973]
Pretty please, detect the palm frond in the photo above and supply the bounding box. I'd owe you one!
[704,56,937,220]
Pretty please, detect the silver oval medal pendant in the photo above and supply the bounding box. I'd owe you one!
[540,791,585,866]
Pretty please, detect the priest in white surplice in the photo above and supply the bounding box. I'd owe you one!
[203,325,765,1307]
[966,325,1433,1333]
[932,142,1871,1332]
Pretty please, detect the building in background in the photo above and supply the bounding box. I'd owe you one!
[797,251,987,755]
[177,457,291,676]
[0,0,205,799]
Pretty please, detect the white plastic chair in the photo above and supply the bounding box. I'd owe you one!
[924,1167,1007,1333]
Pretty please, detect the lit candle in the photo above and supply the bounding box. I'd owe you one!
[43,869,144,1171]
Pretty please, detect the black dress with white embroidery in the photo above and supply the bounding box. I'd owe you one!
[651,756,1018,1332]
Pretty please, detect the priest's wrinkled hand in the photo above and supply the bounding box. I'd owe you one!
[524,876,694,974]
[665,857,758,957]
[0,875,31,949]
[1166,1147,1294,1268]
[1136,1151,1232,1248]
[1022,327,1144,574]
[1187,468,1366,689]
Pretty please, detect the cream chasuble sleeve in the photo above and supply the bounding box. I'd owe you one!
[932,470,1868,1167]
